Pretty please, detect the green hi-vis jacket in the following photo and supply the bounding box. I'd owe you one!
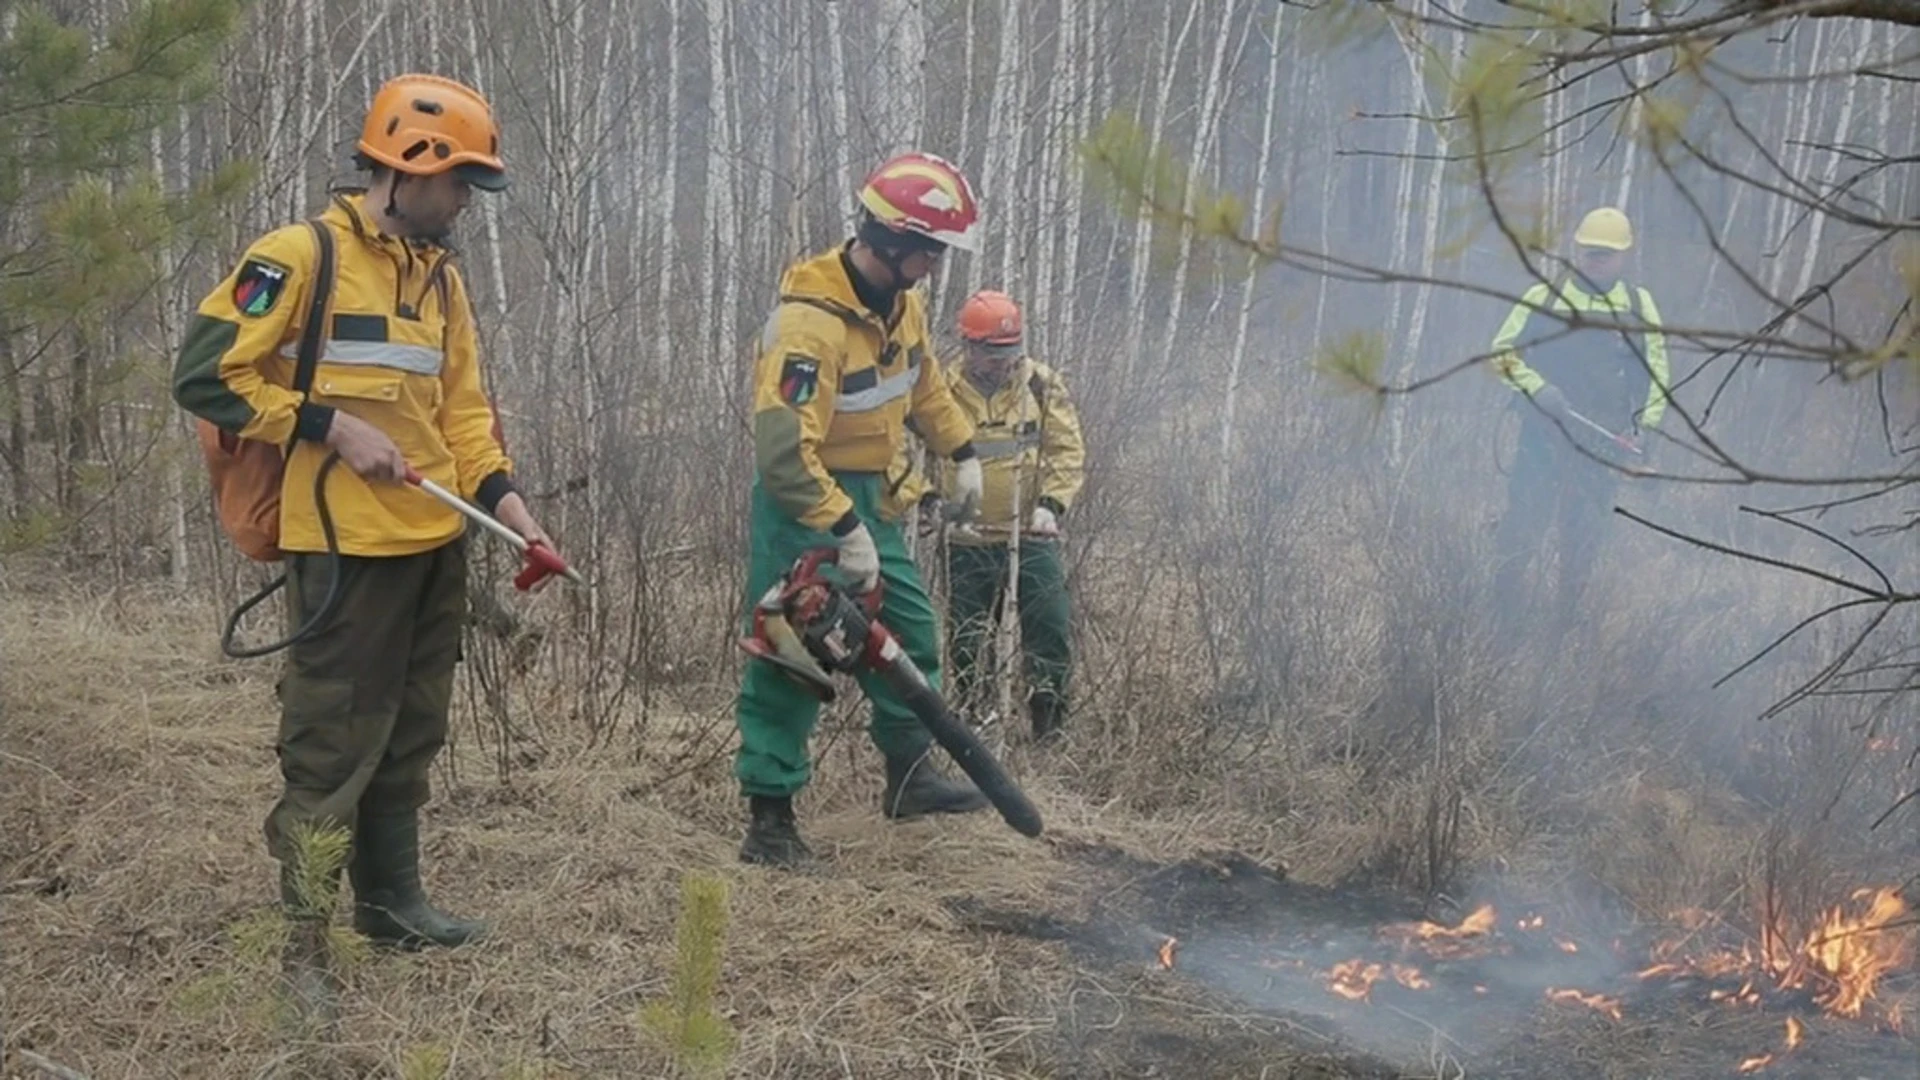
[750,246,975,533]
[1489,278,1672,432]
[172,193,514,557]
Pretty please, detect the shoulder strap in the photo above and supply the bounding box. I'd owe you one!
[292,218,336,397]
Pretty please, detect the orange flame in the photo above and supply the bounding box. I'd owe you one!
[1737,1054,1772,1073]
[1392,963,1431,990]
[1327,959,1381,1001]
[1796,887,1912,1017]
[1157,936,1178,970]
[1641,886,1912,1023]
[1379,904,1500,959]
[1322,959,1432,1001]
[1544,987,1624,1021]
[1784,1016,1803,1049]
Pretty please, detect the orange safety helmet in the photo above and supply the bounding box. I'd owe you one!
[358,73,507,190]
[958,290,1023,344]
[857,152,981,252]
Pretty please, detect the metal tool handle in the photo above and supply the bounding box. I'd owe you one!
[404,468,587,589]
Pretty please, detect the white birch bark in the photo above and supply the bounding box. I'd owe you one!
[1158,0,1245,374]
[1219,2,1286,500]
[1122,0,1201,383]
[974,0,1023,299]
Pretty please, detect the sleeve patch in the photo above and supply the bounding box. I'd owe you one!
[232,257,292,317]
[779,354,820,405]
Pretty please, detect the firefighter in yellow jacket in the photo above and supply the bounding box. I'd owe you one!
[1487,206,1671,631]
[929,291,1085,743]
[171,75,546,950]
[735,152,991,868]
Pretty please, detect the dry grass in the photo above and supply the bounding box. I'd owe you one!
[5,418,1916,1080]
[0,580,1364,1080]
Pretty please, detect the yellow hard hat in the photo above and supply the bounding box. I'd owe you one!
[1573,206,1633,251]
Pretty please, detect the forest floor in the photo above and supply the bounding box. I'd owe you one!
[4,583,1914,1079]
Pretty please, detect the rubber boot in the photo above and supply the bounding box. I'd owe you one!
[881,749,988,820]
[349,811,487,950]
[277,860,342,1034]
[739,795,813,868]
[1029,692,1066,745]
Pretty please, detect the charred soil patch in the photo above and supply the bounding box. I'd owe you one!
[951,841,1919,1079]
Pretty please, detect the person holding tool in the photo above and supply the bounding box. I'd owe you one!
[1485,205,1671,634]
[929,290,1086,744]
[733,151,991,869]
[172,74,569,958]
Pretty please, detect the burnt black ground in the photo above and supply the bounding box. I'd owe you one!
[954,841,1919,1080]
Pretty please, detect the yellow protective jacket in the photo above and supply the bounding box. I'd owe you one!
[930,356,1085,544]
[751,246,975,534]
[172,193,514,557]
[1489,278,1671,431]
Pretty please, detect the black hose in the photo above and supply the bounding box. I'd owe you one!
[219,452,346,659]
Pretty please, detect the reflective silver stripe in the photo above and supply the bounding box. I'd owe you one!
[838,366,918,413]
[974,433,1041,459]
[280,339,443,376]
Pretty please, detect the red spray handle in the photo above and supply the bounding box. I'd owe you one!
[403,467,587,590]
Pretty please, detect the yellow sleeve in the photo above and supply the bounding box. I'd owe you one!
[171,223,324,445]
[1033,363,1086,512]
[436,266,516,508]
[752,302,854,531]
[903,299,976,458]
[1488,283,1554,396]
[1634,287,1671,430]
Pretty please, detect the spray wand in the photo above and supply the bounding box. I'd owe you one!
[404,467,588,591]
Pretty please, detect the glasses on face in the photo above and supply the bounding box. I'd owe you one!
[1578,246,1621,261]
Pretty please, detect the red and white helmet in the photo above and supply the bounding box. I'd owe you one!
[857,152,981,252]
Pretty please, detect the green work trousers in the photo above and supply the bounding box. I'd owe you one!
[734,473,941,798]
[265,538,466,862]
[945,538,1072,713]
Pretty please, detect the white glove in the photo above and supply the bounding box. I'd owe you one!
[836,522,880,592]
[951,456,984,522]
[1029,505,1060,537]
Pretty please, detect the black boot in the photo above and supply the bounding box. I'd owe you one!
[740,795,814,868]
[277,859,342,1032]
[1028,693,1066,744]
[882,749,988,820]
[349,811,487,950]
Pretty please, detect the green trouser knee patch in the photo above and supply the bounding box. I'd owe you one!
[265,542,465,859]
[734,473,942,797]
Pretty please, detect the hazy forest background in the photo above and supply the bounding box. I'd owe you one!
[4,0,1918,1077]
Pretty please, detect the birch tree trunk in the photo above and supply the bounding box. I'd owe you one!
[974,0,1023,299]
[1386,19,1462,467]
[876,0,925,153]
[1789,21,1862,305]
[826,1,854,220]
[1122,0,1201,384]
[1157,0,1244,374]
[1613,6,1654,209]
[1219,2,1286,501]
